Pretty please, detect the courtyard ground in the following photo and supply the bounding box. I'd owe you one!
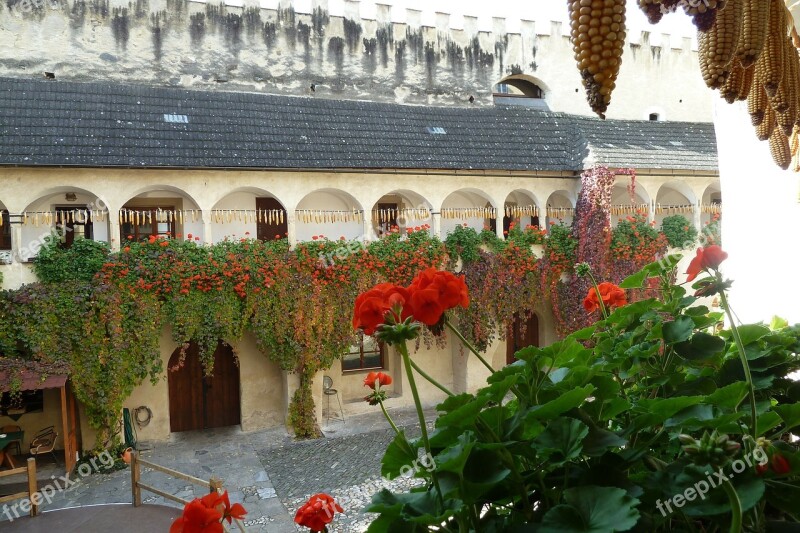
[0,406,435,532]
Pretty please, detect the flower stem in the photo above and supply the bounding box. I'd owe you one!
[445,318,495,374]
[718,288,758,439]
[397,341,443,501]
[720,478,743,533]
[378,399,401,434]
[585,270,609,320]
[408,357,455,396]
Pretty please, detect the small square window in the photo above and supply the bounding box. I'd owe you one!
[342,334,385,372]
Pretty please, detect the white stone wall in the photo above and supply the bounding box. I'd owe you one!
[0,0,711,121]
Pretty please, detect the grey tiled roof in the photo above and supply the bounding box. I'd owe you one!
[577,116,718,171]
[0,77,717,172]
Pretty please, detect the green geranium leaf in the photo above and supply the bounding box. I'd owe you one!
[704,382,749,410]
[381,430,421,480]
[663,317,695,344]
[527,385,595,421]
[769,315,789,331]
[533,417,590,461]
[732,324,770,346]
[682,475,765,517]
[774,403,800,432]
[582,426,628,456]
[540,486,640,533]
[436,394,489,429]
[366,489,462,525]
[434,431,477,475]
[674,332,726,361]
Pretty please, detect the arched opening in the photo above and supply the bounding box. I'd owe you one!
[493,75,549,109]
[295,189,365,242]
[700,182,722,245]
[0,201,10,257]
[506,312,540,365]
[370,190,433,238]
[503,190,541,236]
[655,182,697,229]
[19,188,110,261]
[168,341,241,433]
[440,189,497,237]
[610,183,650,227]
[120,186,203,243]
[545,190,575,228]
[210,188,288,242]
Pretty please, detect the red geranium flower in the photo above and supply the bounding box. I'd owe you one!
[353,284,409,333]
[583,282,627,313]
[771,453,791,475]
[170,496,223,533]
[294,493,343,532]
[364,371,392,390]
[686,245,728,282]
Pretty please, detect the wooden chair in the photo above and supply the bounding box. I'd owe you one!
[30,426,59,464]
[0,424,22,456]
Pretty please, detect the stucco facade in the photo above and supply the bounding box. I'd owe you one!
[0,0,710,120]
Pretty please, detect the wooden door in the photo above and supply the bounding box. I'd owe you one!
[168,342,240,432]
[256,197,288,241]
[204,343,241,429]
[168,344,204,432]
[506,312,539,364]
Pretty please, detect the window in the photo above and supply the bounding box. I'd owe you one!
[649,113,660,121]
[0,210,10,251]
[342,334,385,371]
[1,389,44,418]
[55,206,93,248]
[120,207,175,241]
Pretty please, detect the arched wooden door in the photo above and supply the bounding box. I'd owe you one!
[506,312,539,365]
[168,341,241,432]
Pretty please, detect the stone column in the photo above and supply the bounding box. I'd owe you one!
[693,201,702,230]
[286,212,297,247]
[10,222,22,263]
[108,220,121,251]
[648,200,656,224]
[431,212,442,239]
[202,210,213,245]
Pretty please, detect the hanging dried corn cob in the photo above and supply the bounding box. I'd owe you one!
[698,0,742,89]
[568,0,626,118]
[737,0,770,67]
[769,126,792,169]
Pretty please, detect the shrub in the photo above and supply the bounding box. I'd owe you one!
[33,236,111,283]
[661,214,699,248]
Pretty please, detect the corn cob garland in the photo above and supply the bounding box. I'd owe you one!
[633,0,800,170]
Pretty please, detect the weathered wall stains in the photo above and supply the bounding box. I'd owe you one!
[189,11,203,46]
[342,17,360,53]
[111,7,129,49]
[0,0,711,120]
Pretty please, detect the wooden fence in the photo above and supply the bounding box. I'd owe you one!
[0,458,39,517]
[130,451,245,531]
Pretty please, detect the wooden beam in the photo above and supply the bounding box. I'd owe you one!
[137,458,210,488]
[131,451,141,507]
[0,466,27,478]
[26,458,38,517]
[136,483,190,506]
[60,385,69,475]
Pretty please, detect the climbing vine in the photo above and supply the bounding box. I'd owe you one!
[0,167,674,441]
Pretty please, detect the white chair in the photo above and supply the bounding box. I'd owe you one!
[323,376,345,423]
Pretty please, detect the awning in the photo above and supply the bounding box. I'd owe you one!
[0,371,68,393]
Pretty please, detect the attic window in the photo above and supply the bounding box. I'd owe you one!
[649,113,660,121]
[164,114,189,124]
[426,127,447,135]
